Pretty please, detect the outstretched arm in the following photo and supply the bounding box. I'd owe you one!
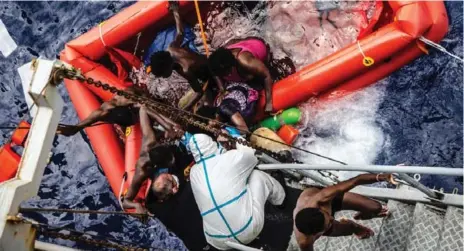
[239,55,274,113]
[139,106,157,147]
[57,102,116,136]
[169,1,184,47]
[316,174,393,204]
[122,157,150,213]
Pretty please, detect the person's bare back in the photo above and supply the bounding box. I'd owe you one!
[293,174,396,250]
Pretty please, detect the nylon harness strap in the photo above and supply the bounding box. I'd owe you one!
[191,136,252,243]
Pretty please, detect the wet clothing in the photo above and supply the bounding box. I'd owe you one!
[188,134,285,250]
[224,39,268,83]
[215,82,259,123]
[143,24,199,66]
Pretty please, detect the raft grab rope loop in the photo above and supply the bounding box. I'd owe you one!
[98,21,107,47]
[134,32,142,55]
[356,40,374,67]
[419,36,463,63]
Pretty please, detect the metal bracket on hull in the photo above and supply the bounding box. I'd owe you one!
[0,59,64,251]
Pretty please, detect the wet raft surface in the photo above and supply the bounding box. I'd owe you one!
[0,1,462,250]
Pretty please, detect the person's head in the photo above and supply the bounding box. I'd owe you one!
[208,47,237,77]
[148,145,176,170]
[152,173,179,202]
[295,207,327,236]
[150,51,174,78]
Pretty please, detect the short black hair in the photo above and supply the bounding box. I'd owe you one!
[150,51,173,76]
[208,47,236,76]
[295,208,325,235]
[148,144,174,167]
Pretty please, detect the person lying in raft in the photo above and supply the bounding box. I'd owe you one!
[293,173,395,251]
[194,102,250,135]
[147,1,214,111]
[56,86,179,138]
[186,133,286,250]
[208,37,275,114]
[123,105,192,214]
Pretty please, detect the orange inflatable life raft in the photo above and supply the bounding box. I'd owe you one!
[0,121,31,183]
[59,1,449,204]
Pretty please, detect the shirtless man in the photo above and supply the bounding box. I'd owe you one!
[149,1,215,111]
[122,105,190,214]
[293,173,395,251]
[57,86,178,138]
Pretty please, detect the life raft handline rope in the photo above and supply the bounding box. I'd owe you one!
[419,36,464,63]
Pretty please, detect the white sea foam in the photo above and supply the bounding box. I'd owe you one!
[294,81,389,181]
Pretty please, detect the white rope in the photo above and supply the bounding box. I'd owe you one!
[356,40,367,58]
[419,36,463,63]
[133,32,141,55]
[118,174,126,210]
[98,22,107,47]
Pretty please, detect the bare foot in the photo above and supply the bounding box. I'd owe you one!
[340,218,374,239]
[354,205,390,220]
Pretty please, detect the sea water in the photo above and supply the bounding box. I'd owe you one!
[0,1,462,250]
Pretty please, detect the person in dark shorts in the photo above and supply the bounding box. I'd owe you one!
[293,173,395,251]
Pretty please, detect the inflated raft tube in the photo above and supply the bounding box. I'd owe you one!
[61,1,193,202]
[254,1,449,120]
[60,1,448,204]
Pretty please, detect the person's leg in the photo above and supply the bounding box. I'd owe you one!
[248,170,286,207]
[340,192,388,220]
[243,170,286,241]
[325,219,374,239]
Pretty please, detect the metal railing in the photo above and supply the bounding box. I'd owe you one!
[256,163,463,203]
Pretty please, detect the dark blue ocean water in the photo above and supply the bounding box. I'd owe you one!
[0,1,462,250]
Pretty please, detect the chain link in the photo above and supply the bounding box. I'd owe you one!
[38,227,147,251]
[62,66,303,164]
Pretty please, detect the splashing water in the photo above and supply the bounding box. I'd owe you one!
[198,1,384,178]
[295,81,390,180]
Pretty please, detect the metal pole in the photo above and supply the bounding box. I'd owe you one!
[35,241,80,251]
[225,241,261,251]
[295,170,333,187]
[394,173,443,199]
[257,164,463,176]
[256,153,303,181]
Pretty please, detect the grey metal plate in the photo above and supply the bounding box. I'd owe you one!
[406,203,445,251]
[286,226,329,251]
[375,200,415,251]
[314,236,329,251]
[325,211,355,251]
[350,216,384,251]
[438,207,463,251]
